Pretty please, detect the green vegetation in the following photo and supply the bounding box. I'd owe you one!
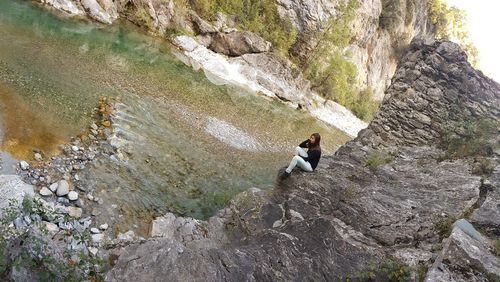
[189,0,297,57]
[494,239,500,257]
[364,151,395,169]
[434,216,456,237]
[353,259,411,282]
[134,7,154,31]
[299,0,377,121]
[428,0,479,67]
[440,118,498,159]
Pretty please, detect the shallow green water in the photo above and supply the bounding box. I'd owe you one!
[0,0,350,228]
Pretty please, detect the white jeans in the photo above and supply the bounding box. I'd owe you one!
[286,147,313,173]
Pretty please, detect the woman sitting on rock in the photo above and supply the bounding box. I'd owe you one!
[280,133,322,178]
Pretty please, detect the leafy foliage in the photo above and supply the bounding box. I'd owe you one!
[428,0,479,67]
[300,0,379,120]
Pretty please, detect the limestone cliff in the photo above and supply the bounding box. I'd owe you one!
[278,0,433,100]
[106,41,500,281]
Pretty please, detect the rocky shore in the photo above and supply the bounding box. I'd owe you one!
[0,98,144,280]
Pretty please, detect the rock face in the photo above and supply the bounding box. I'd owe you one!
[106,41,500,281]
[277,0,433,99]
[208,31,272,57]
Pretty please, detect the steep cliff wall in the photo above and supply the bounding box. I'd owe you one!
[278,0,433,100]
[106,40,500,281]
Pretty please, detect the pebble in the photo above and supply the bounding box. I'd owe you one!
[88,246,98,256]
[43,221,59,233]
[91,233,103,244]
[71,146,79,152]
[56,180,70,196]
[68,191,79,201]
[90,123,98,130]
[74,174,80,181]
[90,228,100,234]
[58,221,73,230]
[49,182,59,192]
[23,215,32,225]
[39,187,53,196]
[34,153,43,161]
[57,197,70,206]
[91,209,101,216]
[87,194,94,201]
[99,223,108,230]
[19,161,29,170]
[68,206,83,218]
[117,230,135,242]
[14,217,27,230]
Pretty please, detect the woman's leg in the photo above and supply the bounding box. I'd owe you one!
[285,156,313,173]
[295,146,308,157]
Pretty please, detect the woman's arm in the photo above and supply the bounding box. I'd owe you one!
[299,140,309,148]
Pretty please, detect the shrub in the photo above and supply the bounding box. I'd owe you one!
[434,216,456,237]
[351,87,380,121]
[134,7,154,31]
[364,151,394,169]
[440,118,498,159]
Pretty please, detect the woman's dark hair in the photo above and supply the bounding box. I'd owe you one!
[309,133,321,151]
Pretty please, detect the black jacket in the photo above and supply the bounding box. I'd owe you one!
[298,140,321,170]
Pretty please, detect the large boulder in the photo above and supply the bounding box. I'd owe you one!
[425,220,500,281]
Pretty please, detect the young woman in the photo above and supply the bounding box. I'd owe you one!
[280,133,322,178]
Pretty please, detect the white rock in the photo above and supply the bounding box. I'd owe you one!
[90,228,100,234]
[74,174,80,181]
[87,194,94,201]
[88,246,98,256]
[90,123,98,130]
[117,230,135,242]
[56,180,70,196]
[71,145,79,152]
[39,187,53,196]
[91,233,104,243]
[43,221,59,233]
[49,183,58,192]
[34,153,43,161]
[68,206,83,218]
[99,223,109,230]
[68,191,79,201]
[19,161,29,170]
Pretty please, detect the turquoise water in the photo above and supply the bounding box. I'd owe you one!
[0,0,350,231]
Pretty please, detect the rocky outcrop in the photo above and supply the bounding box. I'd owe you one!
[426,219,500,281]
[107,41,499,281]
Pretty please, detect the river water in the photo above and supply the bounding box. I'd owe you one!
[0,0,350,233]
